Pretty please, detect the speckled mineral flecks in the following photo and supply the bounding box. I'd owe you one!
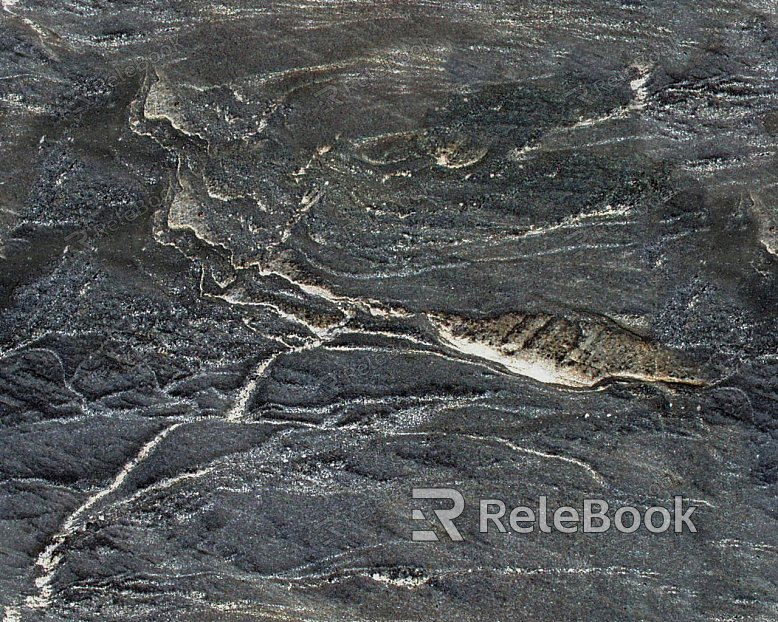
[0,1,777,621]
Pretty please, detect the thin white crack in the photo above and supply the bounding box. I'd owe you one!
[225,342,323,422]
[391,431,606,487]
[463,432,606,486]
[24,423,184,611]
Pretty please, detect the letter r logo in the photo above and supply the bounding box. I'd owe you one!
[412,488,465,542]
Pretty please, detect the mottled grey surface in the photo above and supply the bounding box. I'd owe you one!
[0,1,777,620]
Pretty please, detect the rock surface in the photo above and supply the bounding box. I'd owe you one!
[0,1,777,620]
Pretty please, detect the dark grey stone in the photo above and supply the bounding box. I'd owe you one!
[0,1,777,620]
